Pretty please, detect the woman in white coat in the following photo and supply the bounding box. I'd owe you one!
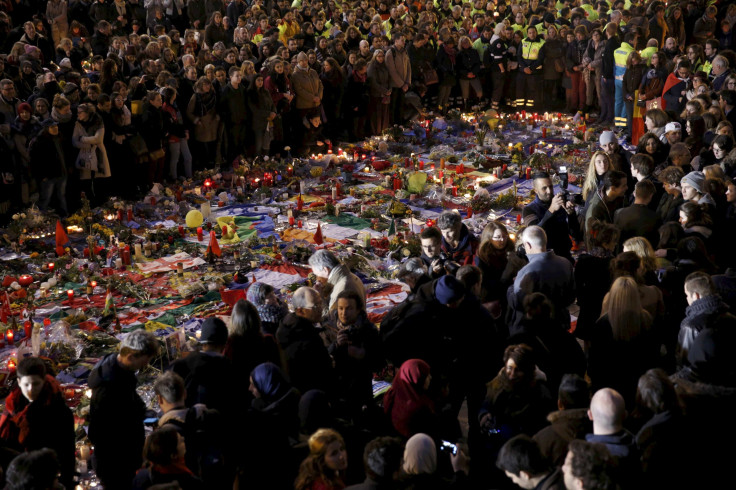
[72,103,110,201]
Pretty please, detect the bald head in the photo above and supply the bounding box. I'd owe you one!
[589,388,626,435]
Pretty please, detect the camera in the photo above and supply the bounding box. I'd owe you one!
[437,252,461,276]
[440,440,458,456]
[560,190,584,206]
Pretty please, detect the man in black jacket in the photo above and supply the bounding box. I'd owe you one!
[219,67,248,166]
[614,179,660,249]
[29,119,67,216]
[276,286,334,394]
[170,317,232,417]
[599,23,620,125]
[522,172,580,262]
[88,330,159,490]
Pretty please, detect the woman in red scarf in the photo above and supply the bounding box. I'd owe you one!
[0,357,75,489]
[132,425,204,490]
[383,359,438,438]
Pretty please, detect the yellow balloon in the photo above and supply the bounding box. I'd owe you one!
[185,210,203,228]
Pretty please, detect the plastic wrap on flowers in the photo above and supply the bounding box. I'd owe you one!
[38,321,84,363]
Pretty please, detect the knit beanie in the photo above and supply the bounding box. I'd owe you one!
[681,171,705,194]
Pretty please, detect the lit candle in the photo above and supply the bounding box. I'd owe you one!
[67,289,74,300]
[197,227,203,241]
[289,216,295,226]
[18,275,32,287]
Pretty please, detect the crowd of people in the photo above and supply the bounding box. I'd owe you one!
[1,0,736,489]
[0,0,735,218]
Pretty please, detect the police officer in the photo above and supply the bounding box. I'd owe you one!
[485,23,509,111]
[613,31,636,131]
[517,26,545,110]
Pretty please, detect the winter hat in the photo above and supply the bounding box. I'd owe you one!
[63,82,79,95]
[199,317,228,344]
[59,58,72,69]
[24,44,35,54]
[665,121,681,133]
[434,275,466,305]
[599,130,616,146]
[296,51,308,62]
[17,102,32,114]
[681,171,705,193]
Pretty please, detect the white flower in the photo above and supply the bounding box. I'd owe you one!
[12,214,19,220]
[20,213,26,219]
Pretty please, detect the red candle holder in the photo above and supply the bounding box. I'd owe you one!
[197,227,204,241]
[6,329,14,346]
[67,289,74,300]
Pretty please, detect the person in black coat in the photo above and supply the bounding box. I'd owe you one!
[88,330,159,490]
[614,179,661,249]
[276,286,334,394]
[218,69,248,164]
[456,36,483,110]
[246,73,276,156]
[574,221,618,340]
[522,172,580,262]
[140,90,166,185]
[322,290,382,415]
[169,318,233,419]
[508,293,587,402]
[343,58,369,141]
[29,119,68,216]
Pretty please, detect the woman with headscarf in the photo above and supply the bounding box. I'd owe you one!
[399,433,470,489]
[400,433,437,487]
[383,359,438,438]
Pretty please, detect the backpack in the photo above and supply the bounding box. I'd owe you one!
[164,406,227,485]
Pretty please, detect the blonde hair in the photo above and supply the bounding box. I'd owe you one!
[622,237,658,277]
[583,151,611,200]
[703,164,727,183]
[604,277,651,342]
[295,429,345,490]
